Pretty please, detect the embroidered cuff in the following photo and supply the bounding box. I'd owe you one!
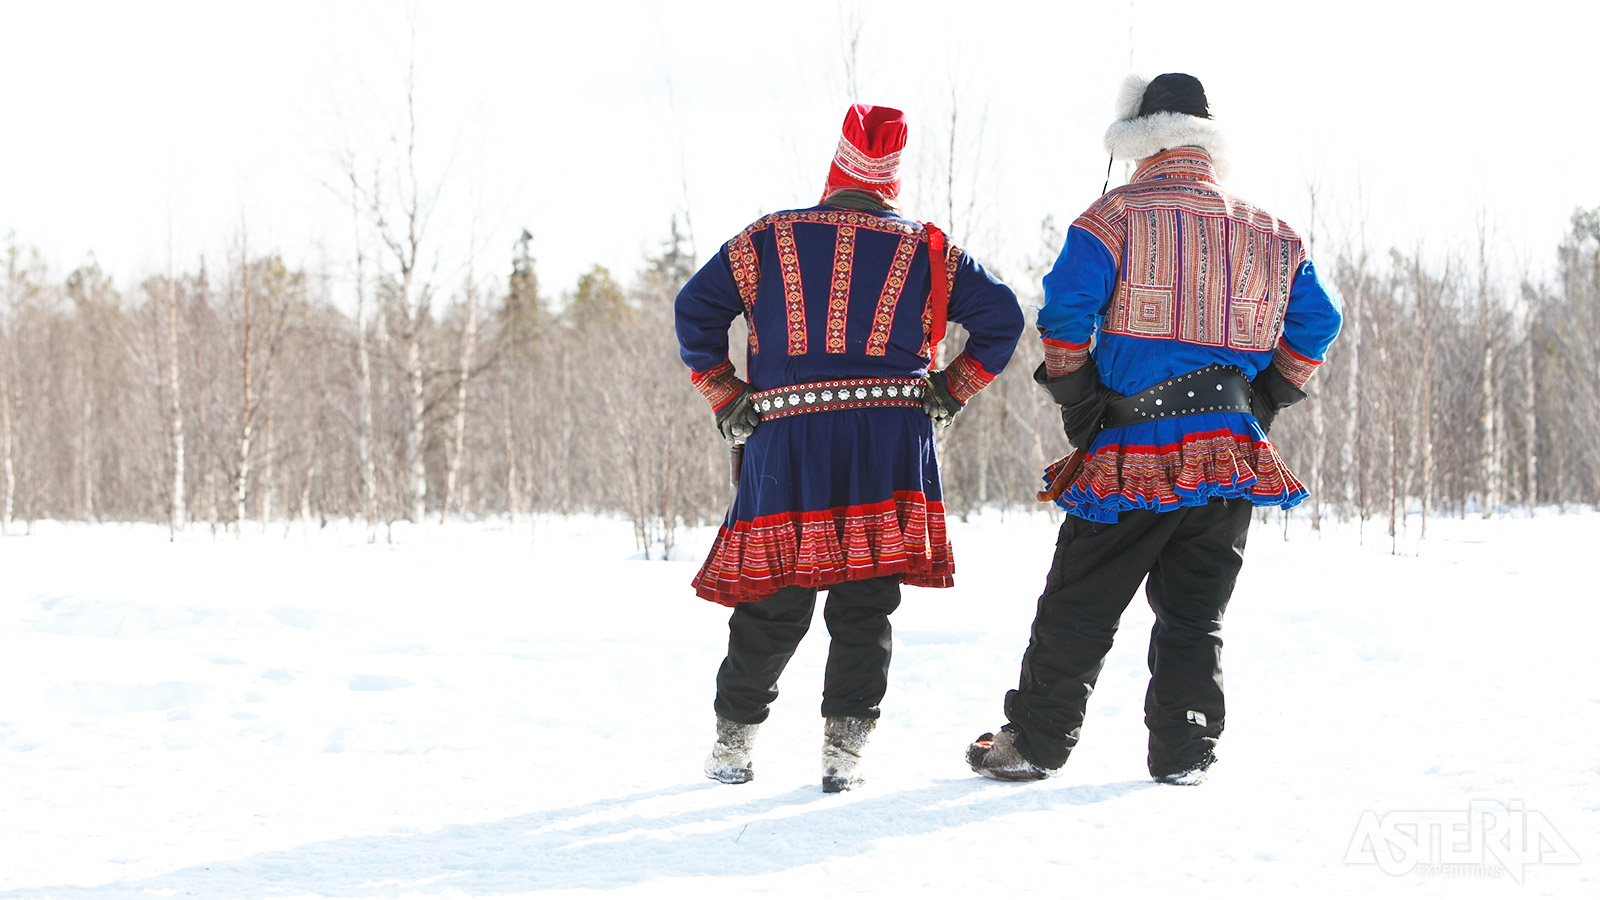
[1042,336,1091,378]
[1271,342,1321,389]
[689,358,747,414]
[944,352,997,405]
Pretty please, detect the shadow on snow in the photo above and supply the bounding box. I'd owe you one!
[6,776,1156,897]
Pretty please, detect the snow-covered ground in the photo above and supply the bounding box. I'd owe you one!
[1,508,1595,898]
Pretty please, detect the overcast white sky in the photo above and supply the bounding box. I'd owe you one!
[3,0,1597,305]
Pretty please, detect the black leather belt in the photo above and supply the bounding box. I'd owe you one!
[1103,364,1251,428]
[749,378,926,420]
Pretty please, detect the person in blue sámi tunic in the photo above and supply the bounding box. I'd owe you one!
[677,105,1023,792]
[966,74,1342,786]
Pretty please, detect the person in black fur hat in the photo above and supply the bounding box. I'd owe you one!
[965,73,1343,786]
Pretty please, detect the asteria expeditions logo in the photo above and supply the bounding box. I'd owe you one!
[1344,800,1581,884]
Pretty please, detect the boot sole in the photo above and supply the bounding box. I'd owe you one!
[972,766,1049,782]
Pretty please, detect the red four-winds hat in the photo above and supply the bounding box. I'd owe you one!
[821,104,907,202]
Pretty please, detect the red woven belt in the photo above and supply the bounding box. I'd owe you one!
[750,378,926,420]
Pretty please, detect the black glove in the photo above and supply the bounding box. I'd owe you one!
[1248,366,1308,434]
[921,371,962,427]
[1034,359,1123,451]
[715,388,762,443]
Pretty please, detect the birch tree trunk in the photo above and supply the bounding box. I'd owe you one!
[235,240,254,535]
[401,271,426,524]
[376,283,394,523]
[0,322,12,535]
[1340,263,1364,524]
[374,58,431,526]
[501,370,521,523]
[1479,329,1498,517]
[0,248,14,533]
[349,169,378,538]
[1477,233,1500,518]
[1522,297,1538,508]
[167,256,186,536]
[260,397,275,526]
[442,261,479,522]
[1309,395,1327,532]
[80,362,95,519]
[1414,257,1433,539]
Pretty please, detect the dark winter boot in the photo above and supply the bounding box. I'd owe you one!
[1152,749,1215,786]
[704,714,759,784]
[966,729,1054,782]
[821,716,875,793]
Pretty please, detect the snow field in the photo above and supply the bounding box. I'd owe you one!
[1,509,1596,898]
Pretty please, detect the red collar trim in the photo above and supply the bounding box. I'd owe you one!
[1131,148,1219,184]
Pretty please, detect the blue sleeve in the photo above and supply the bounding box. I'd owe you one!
[1280,259,1343,361]
[946,253,1024,376]
[1037,225,1117,344]
[674,250,745,374]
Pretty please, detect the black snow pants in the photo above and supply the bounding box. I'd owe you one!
[714,575,902,724]
[1003,497,1252,776]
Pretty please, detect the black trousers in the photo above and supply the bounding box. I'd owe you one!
[1004,498,1252,775]
[714,575,902,725]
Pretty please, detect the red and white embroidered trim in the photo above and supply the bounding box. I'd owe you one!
[1129,149,1220,185]
[745,209,922,238]
[825,225,856,353]
[943,353,997,405]
[1058,428,1308,517]
[1042,337,1091,377]
[691,491,953,606]
[1272,341,1321,388]
[774,221,807,355]
[690,359,745,414]
[831,135,902,185]
[726,232,762,355]
[750,378,925,420]
[867,234,919,356]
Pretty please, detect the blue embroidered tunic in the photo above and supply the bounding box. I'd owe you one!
[1037,148,1343,523]
[676,205,1023,605]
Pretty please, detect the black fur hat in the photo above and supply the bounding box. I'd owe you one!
[1138,73,1210,119]
[1104,72,1228,177]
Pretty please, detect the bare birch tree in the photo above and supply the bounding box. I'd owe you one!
[1410,249,1436,538]
[165,228,187,536]
[1476,218,1501,517]
[0,237,24,534]
[366,50,442,525]
[442,244,481,522]
[234,229,255,534]
[1520,284,1538,508]
[347,165,380,537]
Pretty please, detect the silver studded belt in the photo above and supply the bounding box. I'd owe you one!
[1102,364,1251,427]
[750,378,927,421]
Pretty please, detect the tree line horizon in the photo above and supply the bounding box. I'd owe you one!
[3,165,1598,553]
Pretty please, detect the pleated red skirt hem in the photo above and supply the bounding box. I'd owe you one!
[692,491,954,606]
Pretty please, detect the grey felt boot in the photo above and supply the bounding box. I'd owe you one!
[704,714,759,784]
[965,729,1054,782]
[821,716,876,793]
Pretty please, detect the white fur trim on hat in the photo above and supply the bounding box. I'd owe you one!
[1113,72,1149,121]
[1103,73,1230,180]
